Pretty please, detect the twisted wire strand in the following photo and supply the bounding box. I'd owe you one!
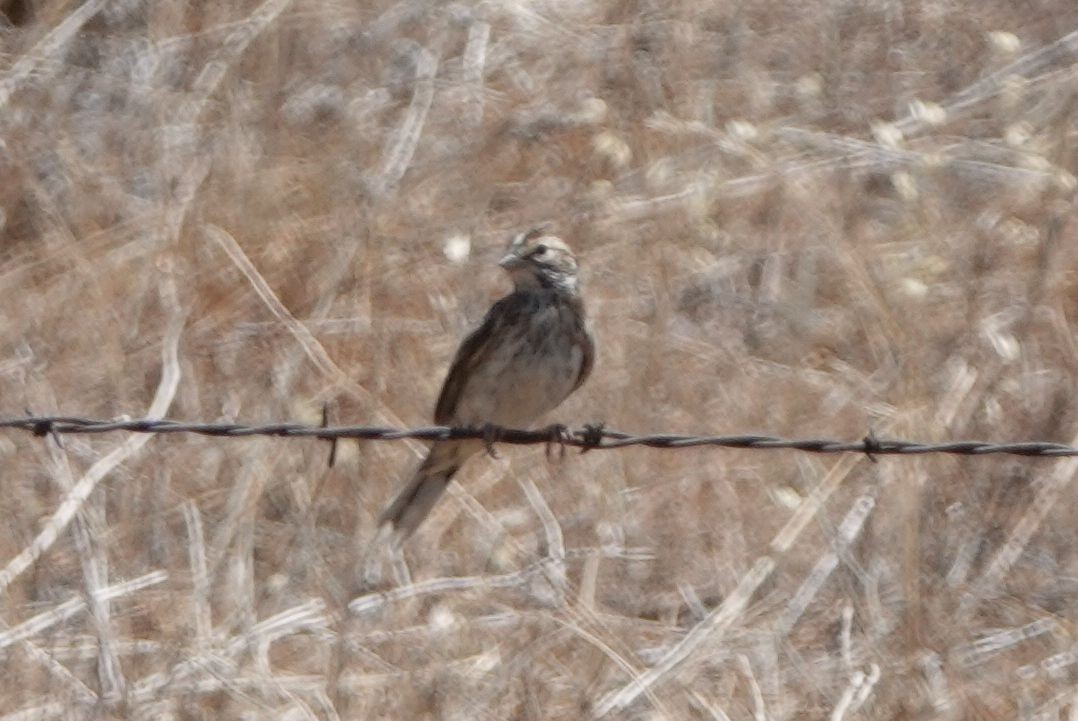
[1,416,1076,457]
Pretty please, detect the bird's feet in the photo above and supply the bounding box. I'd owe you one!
[481,423,503,459]
[542,423,572,459]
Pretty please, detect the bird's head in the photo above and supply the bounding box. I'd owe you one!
[499,226,579,293]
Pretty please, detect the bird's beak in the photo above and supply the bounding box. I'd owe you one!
[499,252,525,270]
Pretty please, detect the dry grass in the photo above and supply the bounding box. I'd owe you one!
[1,0,1077,718]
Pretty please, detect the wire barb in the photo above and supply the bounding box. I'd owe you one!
[862,429,880,463]
[322,402,338,469]
[0,416,1076,458]
[580,422,605,453]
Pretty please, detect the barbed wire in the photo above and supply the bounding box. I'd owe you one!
[1,416,1076,458]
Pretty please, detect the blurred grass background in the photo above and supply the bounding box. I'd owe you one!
[1,0,1077,718]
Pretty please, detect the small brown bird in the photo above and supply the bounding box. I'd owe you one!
[379,227,594,541]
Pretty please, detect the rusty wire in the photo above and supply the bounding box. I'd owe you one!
[0,415,1076,457]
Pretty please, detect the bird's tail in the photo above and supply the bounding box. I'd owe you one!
[378,442,468,541]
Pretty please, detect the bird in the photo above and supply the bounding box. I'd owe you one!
[378,226,594,542]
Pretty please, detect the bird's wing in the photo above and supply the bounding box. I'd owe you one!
[433,293,529,425]
[572,313,595,393]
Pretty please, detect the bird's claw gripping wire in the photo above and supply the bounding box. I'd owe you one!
[543,423,572,460]
[481,423,503,458]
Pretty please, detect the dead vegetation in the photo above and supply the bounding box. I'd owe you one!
[1,0,1077,718]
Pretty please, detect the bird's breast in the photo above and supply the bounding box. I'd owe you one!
[451,298,587,428]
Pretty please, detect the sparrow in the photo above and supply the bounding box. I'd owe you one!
[378,227,595,541]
